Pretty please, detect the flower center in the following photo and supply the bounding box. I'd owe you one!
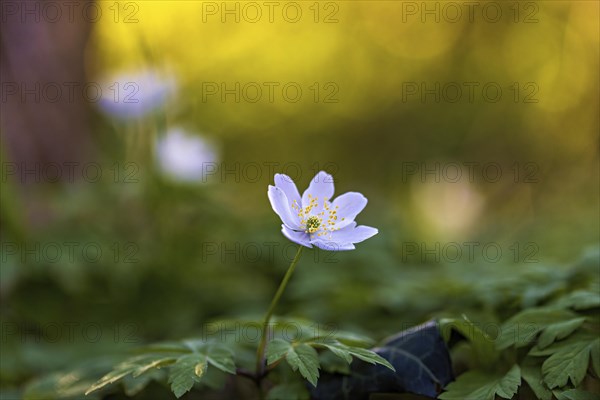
[293,194,344,237]
[305,216,321,233]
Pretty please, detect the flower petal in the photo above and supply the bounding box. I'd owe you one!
[331,192,368,229]
[302,171,335,207]
[275,174,301,204]
[275,174,301,226]
[268,186,301,230]
[330,224,378,244]
[282,225,312,248]
[310,239,355,251]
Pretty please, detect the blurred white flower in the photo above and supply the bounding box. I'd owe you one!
[155,128,218,183]
[96,69,176,119]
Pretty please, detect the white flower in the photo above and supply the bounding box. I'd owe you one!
[155,128,218,183]
[268,171,378,251]
[96,69,176,119]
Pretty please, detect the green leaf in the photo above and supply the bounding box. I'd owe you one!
[537,317,586,349]
[439,316,499,365]
[286,343,320,387]
[85,361,145,396]
[320,342,353,364]
[86,354,175,395]
[497,308,580,350]
[86,339,237,398]
[267,381,310,400]
[168,353,208,398]
[344,346,395,371]
[206,345,236,374]
[267,338,293,365]
[520,359,552,400]
[132,356,177,377]
[554,388,600,400]
[275,317,375,347]
[310,338,395,371]
[319,330,374,348]
[85,365,138,396]
[553,289,600,311]
[529,334,599,388]
[266,339,321,387]
[439,364,521,400]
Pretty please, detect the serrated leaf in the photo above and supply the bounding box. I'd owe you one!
[531,335,599,389]
[206,345,236,374]
[315,340,394,371]
[439,316,499,365]
[286,343,320,387]
[85,362,138,395]
[267,338,293,365]
[536,317,586,349]
[312,321,453,400]
[521,359,552,400]
[168,353,207,398]
[267,381,310,400]
[86,338,237,398]
[497,308,580,350]
[439,364,521,400]
[86,354,177,395]
[266,339,321,386]
[345,346,395,371]
[554,388,600,400]
[275,317,374,347]
[320,342,353,364]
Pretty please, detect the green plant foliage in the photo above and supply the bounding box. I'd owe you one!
[552,289,600,311]
[266,332,395,389]
[439,316,499,367]
[529,334,600,389]
[497,308,584,350]
[311,339,395,371]
[521,358,552,400]
[23,358,117,400]
[439,364,521,400]
[440,266,599,400]
[168,353,207,398]
[85,340,236,398]
[266,339,320,387]
[266,381,310,400]
[311,321,452,400]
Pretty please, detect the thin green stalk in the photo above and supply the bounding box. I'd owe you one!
[255,246,304,377]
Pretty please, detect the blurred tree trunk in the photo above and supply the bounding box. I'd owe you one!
[1,0,95,176]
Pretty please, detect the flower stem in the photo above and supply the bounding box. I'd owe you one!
[255,246,304,377]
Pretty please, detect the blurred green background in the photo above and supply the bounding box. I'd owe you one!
[1,1,598,397]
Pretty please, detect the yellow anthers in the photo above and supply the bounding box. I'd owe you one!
[297,195,341,235]
[305,216,321,234]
